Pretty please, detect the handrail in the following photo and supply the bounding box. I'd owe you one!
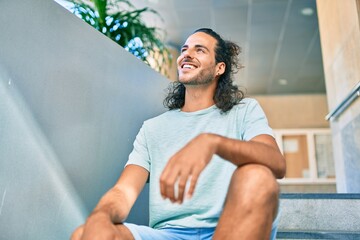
[325,81,360,121]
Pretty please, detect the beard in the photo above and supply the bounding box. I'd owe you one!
[178,66,216,86]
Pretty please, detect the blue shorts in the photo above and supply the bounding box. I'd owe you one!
[123,224,215,240]
[124,212,279,240]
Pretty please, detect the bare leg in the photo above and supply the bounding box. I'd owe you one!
[213,164,280,240]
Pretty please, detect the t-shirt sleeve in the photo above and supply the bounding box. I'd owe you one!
[125,124,151,172]
[241,99,274,141]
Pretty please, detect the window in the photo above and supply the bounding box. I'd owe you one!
[274,129,336,184]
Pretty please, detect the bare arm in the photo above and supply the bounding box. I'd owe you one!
[160,133,285,203]
[212,133,286,178]
[71,164,149,240]
[91,164,149,222]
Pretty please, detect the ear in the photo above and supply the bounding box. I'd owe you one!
[216,62,226,76]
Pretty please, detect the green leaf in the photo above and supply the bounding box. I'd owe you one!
[64,0,172,77]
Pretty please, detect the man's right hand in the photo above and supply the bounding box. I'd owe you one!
[70,214,123,240]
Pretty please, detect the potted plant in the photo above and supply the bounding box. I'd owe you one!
[64,0,172,76]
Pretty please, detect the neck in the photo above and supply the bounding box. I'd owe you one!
[181,83,217,112]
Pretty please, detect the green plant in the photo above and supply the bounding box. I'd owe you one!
[66,0,172,76]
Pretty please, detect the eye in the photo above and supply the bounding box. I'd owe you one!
[197,48,205,53]
[181,48,187,53]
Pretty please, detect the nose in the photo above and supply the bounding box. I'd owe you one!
[183,54,193,60]
[181,48,194,59]
[177,50,193,65]
[183,51,192,59]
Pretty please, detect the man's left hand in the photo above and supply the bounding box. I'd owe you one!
[159,133,217,204]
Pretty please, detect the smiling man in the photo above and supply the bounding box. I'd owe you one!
[71,28,286,240]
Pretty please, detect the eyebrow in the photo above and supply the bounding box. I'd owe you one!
[181,44,210,52]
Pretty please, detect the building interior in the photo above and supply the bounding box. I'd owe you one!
[0,0,359,239]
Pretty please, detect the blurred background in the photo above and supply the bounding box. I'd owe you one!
[0,0,359,239]
[130,0,327,96]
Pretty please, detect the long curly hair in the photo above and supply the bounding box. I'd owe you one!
[163,28,245,113]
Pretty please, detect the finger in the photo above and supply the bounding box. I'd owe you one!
[165,171,178,202]
[159,171,167,199]
[159,162,173,199]
[176,174,189,204]
[70,225,84,240]
[160,166,178,202]
[186,171,200,199]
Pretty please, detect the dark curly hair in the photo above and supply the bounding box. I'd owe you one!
[163,28,245,113]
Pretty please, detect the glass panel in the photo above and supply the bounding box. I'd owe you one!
[282,135,309,178]
[315,134,336,178]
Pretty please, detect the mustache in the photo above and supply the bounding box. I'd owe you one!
[181,57,198,65]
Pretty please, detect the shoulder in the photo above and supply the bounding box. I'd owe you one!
[146,109,178,121]
[143,110,179,128]
[229,98,267,124]
[240,97,259,106]
[231,98,261,112]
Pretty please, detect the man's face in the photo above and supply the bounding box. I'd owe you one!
[177,32,222,86]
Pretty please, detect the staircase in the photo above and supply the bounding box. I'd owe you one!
[277,194,360,239]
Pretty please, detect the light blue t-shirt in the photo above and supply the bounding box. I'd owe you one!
[126,98,273,229]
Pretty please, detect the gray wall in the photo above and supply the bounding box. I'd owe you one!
[0,0,169,239]
[317,0,360,193]
[341,114,360,192]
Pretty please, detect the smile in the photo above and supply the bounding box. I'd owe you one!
[183,64,196,69]
[181,62,198,69]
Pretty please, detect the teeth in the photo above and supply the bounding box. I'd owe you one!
[183,64,195,69]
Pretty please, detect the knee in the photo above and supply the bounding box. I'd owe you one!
[70,225,84,240]
[229,164,279,206]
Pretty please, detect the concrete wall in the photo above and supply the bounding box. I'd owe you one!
[0,0,169,239]
[317,0,360,192]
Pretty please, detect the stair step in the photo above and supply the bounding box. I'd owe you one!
[280,193,360,200]
[277,230,360,239]
[279,194,360,233]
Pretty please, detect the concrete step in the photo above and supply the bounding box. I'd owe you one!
[277,193,360,239]
[277,230,360,239]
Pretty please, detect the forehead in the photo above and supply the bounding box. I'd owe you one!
[183,32,218,50]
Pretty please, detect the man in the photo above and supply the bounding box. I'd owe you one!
[71,28,286,240]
